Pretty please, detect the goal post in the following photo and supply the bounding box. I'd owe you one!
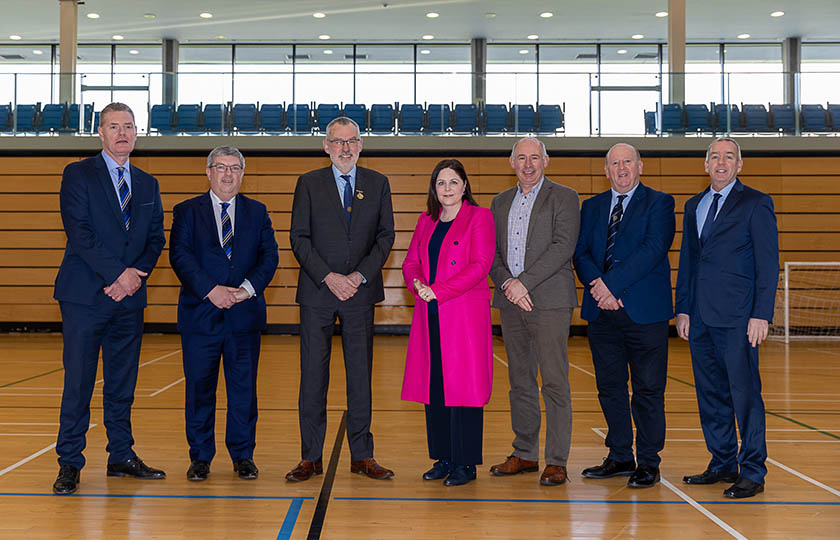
[770,262,840,343]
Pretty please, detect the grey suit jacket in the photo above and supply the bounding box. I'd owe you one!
[290,165,395,308]
[489,177,580,310]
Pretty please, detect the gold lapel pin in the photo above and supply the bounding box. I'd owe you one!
[356,189,364,200]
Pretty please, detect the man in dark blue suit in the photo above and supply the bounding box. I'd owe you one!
[676,137,779,499]
[53,102,166,494]
[170,146,278,482]
[574,143,675,488]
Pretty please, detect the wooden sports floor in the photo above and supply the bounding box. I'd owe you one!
[0,333,838,539]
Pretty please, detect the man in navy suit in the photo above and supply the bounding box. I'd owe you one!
[573,143,675,488]
[676,137,779,499]
[287,117,395,481]
[170,146,278,482]
[53,102,166,494]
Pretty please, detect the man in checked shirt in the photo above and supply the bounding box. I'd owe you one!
[488,137,581,486]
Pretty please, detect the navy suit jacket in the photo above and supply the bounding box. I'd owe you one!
[675,179,779,327]
[290,166,395,308]
[574,182,675,324]
[54,153,165,309]
[170,192,279,335]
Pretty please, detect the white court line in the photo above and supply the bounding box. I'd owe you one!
[767,457,840,498]
[590,428,747,540]
[149,377,185,397]
[95,349,181,385]
[492,353,508,367]
[569,362,596,378]
[806,348,840,357]
[0,423,97,478]
[0,422,59,426]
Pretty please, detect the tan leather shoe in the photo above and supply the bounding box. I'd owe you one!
[350,457,394,479]
[540,465,568,486]
[285,460,323,482]
[489,455,539,476]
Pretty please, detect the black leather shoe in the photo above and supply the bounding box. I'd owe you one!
[187,460,210,481]
[106,457,166,479]
[234,459,259,480]
[627,465,660,488]
[422,460,452,481]
[444,465,476,486]
[682,469,739,485]
[723,477,764,499]
[581,458,636,479]
[53,464,80,495]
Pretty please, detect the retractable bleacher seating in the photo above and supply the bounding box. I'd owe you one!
[452,104,477,133]
[661,103,684,133]
[714,104,742,132]
[259,104,286,132]
[232,104,258,132]
[483,104,508,133]
[398,104,423,133]
[67,104,92,133]
[175,104,202,133]
[427,104,451,133]
[769,104,796,133]
[370,104,394,133]
[203,104,225,133]
[40,103,67,132]
[511,104,535,133]
[685,104,712,132]
[742,104,770,131]
[537,104,564,133]
[286,104,311,133]
[15,104,39,132]
[150,104,175,134]
[801,104,829,132]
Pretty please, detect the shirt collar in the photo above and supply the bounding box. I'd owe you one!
[332,165,357,182]
[209,189,236,207]
[101,151,129,174]
[710,178,737,198]
[516,176,545,197]
[611,182,640,203]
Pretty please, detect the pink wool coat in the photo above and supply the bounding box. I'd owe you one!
[401,203,496,407]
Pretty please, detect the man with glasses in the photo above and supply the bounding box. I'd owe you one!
[287,117,395,481]
[53,102,166,494]
[170,146,278,482]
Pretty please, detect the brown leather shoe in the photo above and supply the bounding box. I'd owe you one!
[489,455,539,476]
[540,465,568,486]
[350,457,394,480]
[285,460,323,482]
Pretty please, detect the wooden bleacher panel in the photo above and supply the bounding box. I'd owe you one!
[1,155,839,327]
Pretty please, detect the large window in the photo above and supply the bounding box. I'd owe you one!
[179,45,233,106]
[294,45,354,105]
[801,43,840,105]
[685,45,723,105]
[0,45,53,106]
[487,44,537,106]
[416,45,471,105]
[598,45,662,135]
[234,45,293,105]
[724,44,783,105]
[356,45,414,106]
[539,45,595,136]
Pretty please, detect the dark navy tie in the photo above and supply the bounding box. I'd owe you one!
[220,202,233,259]
[604,194,627,272]
[116,166,130,230]
[700,193,722,246]
[341,174,353,229]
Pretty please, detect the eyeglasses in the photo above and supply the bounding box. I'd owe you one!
[210,163,243,174]
[326,137,361,147]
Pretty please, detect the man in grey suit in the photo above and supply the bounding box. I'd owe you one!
[489,137,581,486]
[287,117,396,481]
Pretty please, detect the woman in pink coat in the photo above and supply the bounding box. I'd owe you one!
[401,159,495,486]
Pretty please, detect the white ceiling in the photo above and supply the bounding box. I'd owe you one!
[1,0,839,44]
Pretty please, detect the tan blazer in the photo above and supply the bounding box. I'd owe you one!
[489,177,580,310]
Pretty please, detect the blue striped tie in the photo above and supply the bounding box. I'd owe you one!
[341,174,353,229]
[699,193,722,246]
[220,202,233,259]
[116,166,130,230]
[604,194,627,272]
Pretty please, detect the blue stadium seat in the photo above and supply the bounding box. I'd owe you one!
[714,104,741,132]
[258,104,285,132]
[427,104,452,133]
[742,104,769,131]
[149,104,175,133]
[66,104,92,133]
[93,111,100,132]
[286,103,311,133]
[511,104,535,133]
[829,104,840,131]
[315,104,340,131]
[0,103,12,131]
[452,104,476,133]
[661,104,684,132]
[483,104,508,133]
[644,111,657,134]
[370,104,394,133]
[343,104,368,132]
[684,104,712,132]
[537,104,564,133]
[801,104,829,132]
[769,104,796,133]
[203,104,225,133]
[232,103,258,132]
[40,103,67,132]
[15,104,39,132]
[398,104,423,133]
[175,104,202,133]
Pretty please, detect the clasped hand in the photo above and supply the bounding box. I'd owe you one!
[413,278,437,302]
[504,278,533,312]
[589,277,623,311]
[103,267,147,302]
[208,285,251,309]
[325,272,363,302]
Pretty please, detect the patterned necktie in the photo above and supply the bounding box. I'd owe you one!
[340,174,353,229]
[604,194,627,272]
[700,193,722,246]
[220,202,233,259]
[116,166,131,230]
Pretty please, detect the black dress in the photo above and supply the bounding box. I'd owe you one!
[424,219,483,466]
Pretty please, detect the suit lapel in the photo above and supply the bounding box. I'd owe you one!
[497,188,515,265]
[322,167,348,233]
[618,183,647,239]
[349,168,367,232]
[525,179,551,246]
[200,192,227,259]
[95,154,127,232]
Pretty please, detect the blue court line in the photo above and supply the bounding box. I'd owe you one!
[0,492,314,501]
[333,496,840,506]
[277,497,304,540]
